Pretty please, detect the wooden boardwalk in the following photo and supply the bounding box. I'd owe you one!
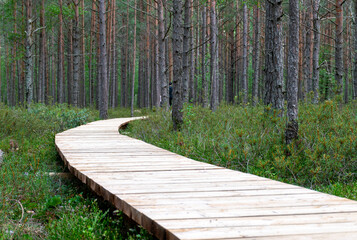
[55,118,357,240]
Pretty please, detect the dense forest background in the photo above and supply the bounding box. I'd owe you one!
[0,0,356,116]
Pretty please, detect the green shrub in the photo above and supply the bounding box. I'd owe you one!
[126,101,357,199]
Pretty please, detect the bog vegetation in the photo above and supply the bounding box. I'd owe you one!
[0,103,153,239]
[124,100,357,200]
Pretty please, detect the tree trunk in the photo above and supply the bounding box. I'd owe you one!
[131,0,137,117]
[25,0,34,104]
[98,0,108,119]
[252,5,260,106]
[264,0,284,115]
[312,0,321,104]
[72,0,80,107]
[57,0,64,104]
[121,15,127,108]
[38,0,45,103]
[335,0,344,95]
[158,0,168,109]
[80,0,85,107]
[354,0,357,99]
[242,3,248,104]
[303,0,312,98]
[182,0,191,103]
[201,6,208,107]
[210,0,219,111]
[172,0,184,130]
[286,0,299,144]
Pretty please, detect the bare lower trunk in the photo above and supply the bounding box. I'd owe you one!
[98,0,108,119]
[264,0,284,115]
[57,0,64,104]
[72,0,80,107]
[158,0,168,109]
[201,6,208,107]
[286,0,299,144]
[131,0,137,117]
[242,3,248,104]
[303,0,312,97]
[25,0,33,104]
[210,0,219,111]
[354,0,357,99]
[312,0,321,104]
[172,0,184,130]
[252,6,260,106]
[335,0,344,95]
[182,0,191,103]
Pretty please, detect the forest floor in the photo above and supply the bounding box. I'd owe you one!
[124,100,357,201]
[0,103,154,240]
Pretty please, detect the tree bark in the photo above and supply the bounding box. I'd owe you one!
[172,0,184,130]
[98,0,108,119]
[158,0,168,109]
[264,0,284,115]
[80,0,85,107]
[25,0,34,104]
[242,3,248,104]
[210,0,219,111]
[252,5,260,106]
[72,0,80,107]
[354,0,357,99]
[303,0,312,98]
[335,0,344,95]
[201,6,208,107]
[131,0,137,117]
[182,0,192,103]
[286,0,300,144]
[312,0,321,104]
[57,0,64,104]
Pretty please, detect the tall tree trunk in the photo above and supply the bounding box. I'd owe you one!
[38,0,45,103]
[98,0,108,119]
[158,0,168,109]
[286,0,299,144]
[354,0,357,99]
[210,0,219,111]
[335,0,344,95]
[131,0,137,117]
[303,0,312,98]
[182,0,191,103]
[120,15,127,107]
[172,0,184,130]
[189,2,195,103]
[51,34,56,103]
[67,21,73,104]
[252,5,260,106]
[312,0,321,104]
[57,0,64,104]
[227,29,234,103]
[242,3,248,104]
[25,0,34,104]
[111,0,117,108]
[264,0,284,115]
[80,0,85,106]
[201,6,208,107]
[72,0,80,107]
[154,1,160,108]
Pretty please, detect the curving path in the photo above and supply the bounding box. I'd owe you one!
[55,117,357,239]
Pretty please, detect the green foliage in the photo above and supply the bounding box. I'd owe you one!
[0,103,153,239]
[126,101,357,199]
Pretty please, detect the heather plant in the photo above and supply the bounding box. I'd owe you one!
[0,103,154,239]
[125,100,357,199]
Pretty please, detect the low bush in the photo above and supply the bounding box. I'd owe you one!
[125,100,357,199]
[0,103,154,239]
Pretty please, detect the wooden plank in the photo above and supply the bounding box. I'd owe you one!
[55,117,357,240]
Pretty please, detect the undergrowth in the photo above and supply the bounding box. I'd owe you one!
[124,100,357,200]
[0,103,153,239]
